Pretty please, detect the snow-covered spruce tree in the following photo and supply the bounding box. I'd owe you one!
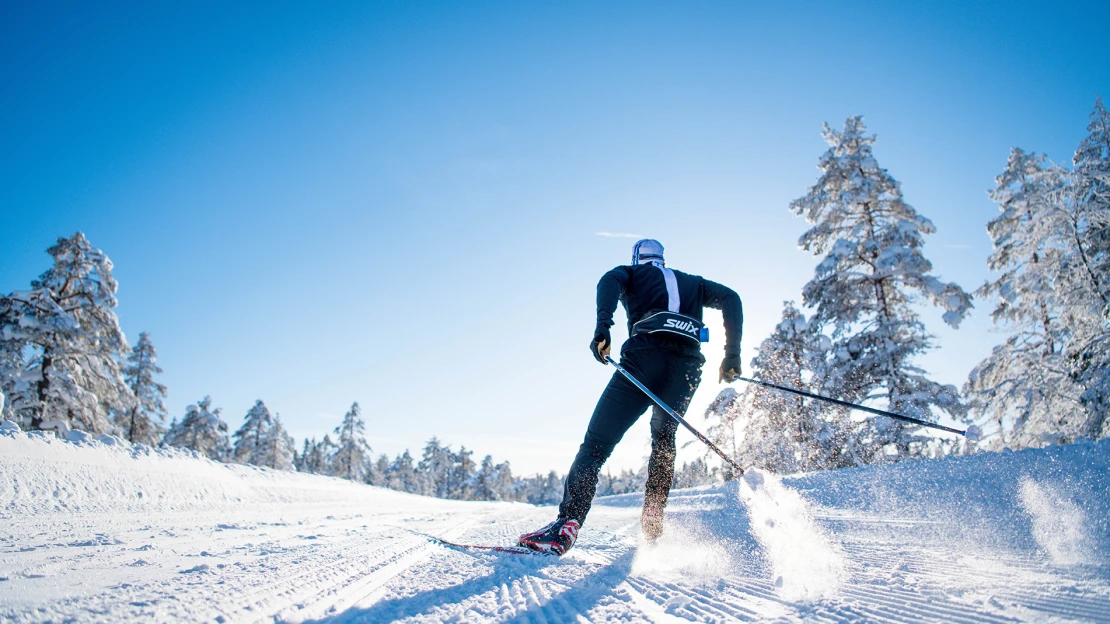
[672,458,717,488]
[731,302,861,472]
[1066,98,1110,436]
[298,435,336,474]
[473,455,500,501]
[790,117,972,463]
[449,446,476,500]
[164,396,231,461]
[418,437,453,497]
[703,388,741,479]
[119,332,168,444]
[0,289,76,428]
[388,450,421,493]
[332,402,372,481]
[259,416,296,471]
[0,233,134,433]
[233,400,274,465]
[966,149,1086,447]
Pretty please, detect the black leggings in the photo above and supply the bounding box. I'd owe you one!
[558,349,703,524]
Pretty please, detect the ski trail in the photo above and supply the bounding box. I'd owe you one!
[737,468,846,601]
[5,431,1110,622]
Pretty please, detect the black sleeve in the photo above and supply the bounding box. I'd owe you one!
[702,278,743,356]
[596,267,630,328]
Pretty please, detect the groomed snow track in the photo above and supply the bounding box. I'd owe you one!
[2,429,1108,623]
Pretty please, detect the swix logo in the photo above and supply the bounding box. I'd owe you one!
[664,319,700,335]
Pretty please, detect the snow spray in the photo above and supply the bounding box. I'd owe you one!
[739,468,845,602]
[1018,477,1091,565]
[631,521,731,584]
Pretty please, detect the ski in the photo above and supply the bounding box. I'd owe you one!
[387,526,557,557]
[422,534,556,556]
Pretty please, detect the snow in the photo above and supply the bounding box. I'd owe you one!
[2,424,1109,622]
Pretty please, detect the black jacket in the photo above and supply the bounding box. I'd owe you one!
[596,264,743,360]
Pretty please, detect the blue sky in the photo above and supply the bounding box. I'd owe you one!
[2,1,1107,474]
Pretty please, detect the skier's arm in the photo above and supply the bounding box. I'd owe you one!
[595,267,630,329]
[703,279,743,379]
[591,267,629,363]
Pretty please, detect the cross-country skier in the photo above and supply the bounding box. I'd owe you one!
[518,239,743,555]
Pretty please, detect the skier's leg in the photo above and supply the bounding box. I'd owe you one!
[557,356,656,524]
[642,360,702,541]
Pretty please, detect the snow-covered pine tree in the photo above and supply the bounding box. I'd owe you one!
[0,289,77,429]
[331,402,372,481]
[449,446,476,500]
[966,148,1086,447]
[119,332,168,445]
[233,400,274,465]
[0,233,134,433]
[1066,98,1110,436]
[732,302,860,472]
[367,454,391,487]
[418,437,453,497]
[493,460,516,501]
[672,458,717,488]
[517,471,564,505]
[259,415,295,471]
[473,455,499,500]
[791,117,972,462]
[702,388,743,479]
[389,449,420,493]
[164,396,231,461]
[298,435,336,474]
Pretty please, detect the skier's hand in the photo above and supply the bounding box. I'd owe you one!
[719,353,741,383]
[590,324,611,364]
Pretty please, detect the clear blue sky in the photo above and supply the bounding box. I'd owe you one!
[2,1,1107,474]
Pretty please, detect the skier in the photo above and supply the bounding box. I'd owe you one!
[519,239,743,555]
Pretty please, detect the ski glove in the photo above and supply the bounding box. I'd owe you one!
[719,353,741,383]
[591,324,611,364]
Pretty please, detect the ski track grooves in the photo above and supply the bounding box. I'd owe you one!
[6,501,1110,623]
[4,439,1110,623]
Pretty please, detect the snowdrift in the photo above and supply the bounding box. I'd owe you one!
[0,422,460,517]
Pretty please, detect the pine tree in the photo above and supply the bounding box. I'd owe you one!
[260,416,295,471]
[367,453,391,486]
[418,437,452,497]
[730,302,859,472]
[493,460,516,501]
[790,117,972,462]
[1066,98,1110,436]
[298,435,336,474]
[164,396,231,461]
[119,332,168,445]
[966,149,1086,447]
[332,402,372,481]
[0,233,134,433]
[233,400,274,465]
[389,450,420,493]
[449,446,476,500]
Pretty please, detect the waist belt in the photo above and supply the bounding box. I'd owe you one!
[631,311,709,344]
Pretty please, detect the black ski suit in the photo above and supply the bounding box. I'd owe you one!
[558,263,743,524]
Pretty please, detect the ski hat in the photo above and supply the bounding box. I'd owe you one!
[632,239,664,266]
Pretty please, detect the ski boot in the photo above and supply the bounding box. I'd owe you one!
[518,517,580,555]
[641,499,664,544]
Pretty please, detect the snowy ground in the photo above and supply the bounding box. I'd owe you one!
[2,426,1108,623]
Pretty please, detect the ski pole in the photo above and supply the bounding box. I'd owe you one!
[605,355,745,475]
[734,376,980,440]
